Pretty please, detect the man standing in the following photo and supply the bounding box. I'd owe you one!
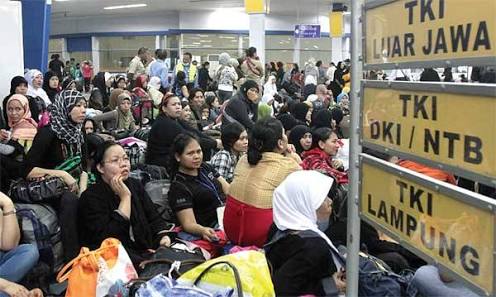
[173,52,198,87]
[128,47,149,88]
[149,49,170,91]
[49,54,65,80]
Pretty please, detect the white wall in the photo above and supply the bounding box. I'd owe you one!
[51,11,350,35]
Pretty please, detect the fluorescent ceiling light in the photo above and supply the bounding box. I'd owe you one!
[104,3,147,10]
[343,11,351,15]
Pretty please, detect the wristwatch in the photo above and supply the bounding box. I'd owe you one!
[3,209,16,216]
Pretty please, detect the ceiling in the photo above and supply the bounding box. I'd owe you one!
[51,0,349,19]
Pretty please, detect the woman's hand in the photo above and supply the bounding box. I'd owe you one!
[333,270,346,293]
[159,235,171,247]
[201,227,218,242]
[28,288,43,297]
[331,159,344,170]
[60,171,78,193]
[3,281,30,297]
[0,129,10,142]
[110,175,131,199]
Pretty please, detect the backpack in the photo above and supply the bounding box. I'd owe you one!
[358,253,404,297]
[15,203,64,273]
[144,179,174,222]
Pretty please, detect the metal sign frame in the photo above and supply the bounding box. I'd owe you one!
[359,154,496,297]
[362,0,496,70]
[360,80,496,187]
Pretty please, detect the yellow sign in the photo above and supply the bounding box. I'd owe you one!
[330,11,343,38]
[360,157,495,294]
[245,0,267,14]
[362,82,496,180]
[364,0,496,66]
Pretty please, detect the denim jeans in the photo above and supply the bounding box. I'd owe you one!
[0,244,39,283]
[411,265,482,297]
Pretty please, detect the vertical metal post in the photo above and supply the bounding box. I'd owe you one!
[346,0,363,295]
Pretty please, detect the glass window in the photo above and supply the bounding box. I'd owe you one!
[99,36,155,72]
[300,37,333,65]
[48,38,64,60]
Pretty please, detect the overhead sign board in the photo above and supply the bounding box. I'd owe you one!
[294,25,321,38]
[361,80,496,185]
[363,0,496,69]
[360,154,496,295]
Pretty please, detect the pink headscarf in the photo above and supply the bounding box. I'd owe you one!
[7,94,38,141]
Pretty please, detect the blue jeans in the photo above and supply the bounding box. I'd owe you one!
[411,265,482,297]
[0,244,39,282]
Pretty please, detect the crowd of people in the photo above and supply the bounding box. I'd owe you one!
[0,45,493,296]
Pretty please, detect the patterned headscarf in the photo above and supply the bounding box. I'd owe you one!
[48,90,86,149]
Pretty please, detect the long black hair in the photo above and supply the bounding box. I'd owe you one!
[93,140,121,179]
[221,122,246,152]
[247,118,283,165]
[169,132,201,177]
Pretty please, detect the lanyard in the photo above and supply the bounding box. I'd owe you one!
[197,169,224,206]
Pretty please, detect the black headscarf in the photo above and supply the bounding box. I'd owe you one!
[43,71,59,102]
[311,109,333,129]
[290,102,310,124]
[92,72,110,107]
[276,113,299,132]
[288,125,312,155]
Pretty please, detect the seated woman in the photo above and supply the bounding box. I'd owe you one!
[222,80,260,131]
[25,69,50,108]
[173,71,189,99]
[301,127,348,184]
[0,192,41,297]
[223,118,301,247]
[265,170,345,296]
[146,94,219,171]
[188,88,206,131]
[209,122,248,183]
[168,133,229,241]
[42,70,60,103]
[113,75,127,90]
[0,94,38,159]
[92,92,137,135]
[78,141,174,268]
[288,124,312,157]
[3,76,41,124]
[23,89,89,261]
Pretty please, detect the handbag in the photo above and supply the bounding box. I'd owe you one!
[56,238,138,297]
[138,243,206,279]
[9,176,67,203]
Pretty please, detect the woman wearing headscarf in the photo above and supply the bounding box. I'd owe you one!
[290,102,311,126]
[42,70,60,103]
[222,80,260,131]
[91,72,112,109]
[302,74,317,100]
[0,95,38,154]
[3,76,41,125]
[262,75,278,105]
[24,69,50,107]
[22,89,89,261]
[115,93,137,132]
[288,125,312,156]
[240,47,264,84]
[265,170,345,296]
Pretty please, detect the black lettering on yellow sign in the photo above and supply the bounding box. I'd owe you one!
[423,130,483,164]
[372,0,492,59]
[365,179,481,276]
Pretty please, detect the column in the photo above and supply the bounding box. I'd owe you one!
[155,35,161,50]
[91,36,100,73]
[331,38,343,63]
[238,35,244,58]
[21,0,51,72]
[293,37,301,66]
[248,14,266,66]
[61,38,70,63]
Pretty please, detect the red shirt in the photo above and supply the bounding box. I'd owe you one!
[301,147,348,184]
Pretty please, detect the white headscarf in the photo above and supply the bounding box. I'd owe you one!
[304,74,317,86]
[149,76,161,90]
[273,170,342,267]
[263,75,278,98]
[25,69,51,106]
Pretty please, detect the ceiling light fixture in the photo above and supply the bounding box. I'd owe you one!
[104,3,147,10]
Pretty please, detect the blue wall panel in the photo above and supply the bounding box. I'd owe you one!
[22,0,51,72]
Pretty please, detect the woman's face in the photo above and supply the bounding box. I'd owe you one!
[69,100,87,124]
[306,107,313,123]
[192,91,205,107]
[117,79,127,89]
[119,99,132,113]
[232,130,249,153]
[142,80,148,89]
[246,87,259,102]
[180,104,192,121]
[201,108,209,120]
[212,97,220,108]
[299,132,313,151]
[32,74,43,88]
[84,121,94,134]
[176,139,203,171]
[316,197,333,221]
[15,83,28,95]
[68,82,77,90]
[163,97,182,119]
[97,145,131,183]
[49,76,59,89]
[320,133,339,156]
[7,100,25,124]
